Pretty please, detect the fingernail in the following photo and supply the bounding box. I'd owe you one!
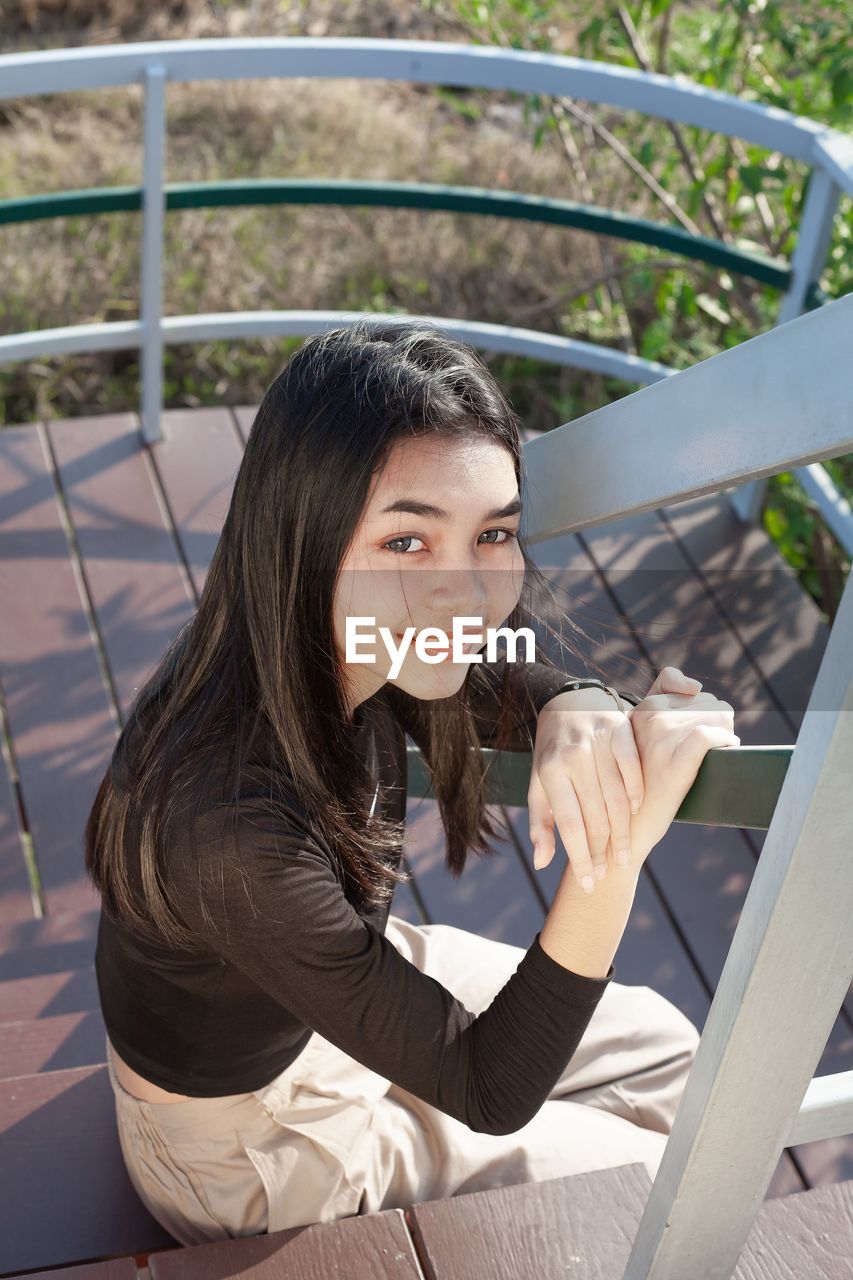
[594,863,607,880]
[630,798,640,814]
[580,875,595,894]
[532,843,543,869]
[615,849,630,866]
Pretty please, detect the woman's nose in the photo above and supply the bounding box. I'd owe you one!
[426,565,488,613]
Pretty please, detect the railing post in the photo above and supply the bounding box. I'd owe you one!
[728,165,841,525]
[620,565,853,1280]
[140,65,167,445]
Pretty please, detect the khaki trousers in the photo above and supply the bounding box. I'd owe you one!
[105,913,701,1246]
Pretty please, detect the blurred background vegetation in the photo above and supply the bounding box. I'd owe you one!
[0,0,850,620]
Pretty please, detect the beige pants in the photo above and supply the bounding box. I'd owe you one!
[105,913,701,1246]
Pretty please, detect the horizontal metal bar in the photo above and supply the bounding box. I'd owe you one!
[786,1071,853,1146]
[0,38,842,174]
[0,319,143,360]
[0,310,674,386]
[0,189,142,222]
[520,292,853,540]
[407,743,792,829]
[0,181,792,289]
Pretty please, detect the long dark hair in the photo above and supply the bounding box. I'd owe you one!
[85,317,625,949]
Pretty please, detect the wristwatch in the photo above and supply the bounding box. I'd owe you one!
[609,686,642,708]
[551,679,640,712]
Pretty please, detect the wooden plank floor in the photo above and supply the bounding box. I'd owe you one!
[0,406,850,1202]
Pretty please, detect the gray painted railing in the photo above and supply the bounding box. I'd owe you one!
[2,40,853,1277]
[0,37,851,548]
[433,295,850,1280]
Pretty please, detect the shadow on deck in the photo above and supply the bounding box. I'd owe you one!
[0,406,849,1252]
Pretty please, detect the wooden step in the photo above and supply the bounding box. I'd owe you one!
[407,1161,653,1279]
[0,967,99,1024]
[0,1008,106,1078]
[0,912,99,983]
[2,1074,850,1280]
[0,1063,177,1275]
[738,1175,853,1278]
[407,1162,853,1280]
[3,1260,137,1280]
[0,908,99,953]
[146,1206,424,1280]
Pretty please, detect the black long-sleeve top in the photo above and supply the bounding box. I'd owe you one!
[96,660,638,1135]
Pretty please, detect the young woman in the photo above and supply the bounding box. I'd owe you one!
[86,317,738,1246]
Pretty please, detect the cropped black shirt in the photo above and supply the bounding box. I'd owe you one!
[96,660,636,1135]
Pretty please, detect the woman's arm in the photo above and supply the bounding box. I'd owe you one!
[165,802,615,1138]
[539,684,739,972]
[385,650,639,751]
[464,653,641,750]
[540,856,640,979]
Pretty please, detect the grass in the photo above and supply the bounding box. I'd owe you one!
[0,0,850,621]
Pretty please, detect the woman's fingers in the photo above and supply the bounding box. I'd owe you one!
[592,726,639,872]
[527,768,556,870]
[610,714,645,815]
[570,750,613,882]
[529,718,644,888]
[686,725,740,751]
[533,752,602,892]
[675,724,741,787]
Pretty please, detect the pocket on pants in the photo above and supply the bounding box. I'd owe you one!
[152,1127,271,1241]
[118,1086,273,1243]
[245,1035,389,1234]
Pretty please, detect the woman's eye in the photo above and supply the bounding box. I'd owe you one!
[383,535,426,555]
[382,530,518,555]
[479,529,518,546]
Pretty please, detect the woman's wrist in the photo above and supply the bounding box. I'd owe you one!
[539,857,641,980]
[539,686,624,715]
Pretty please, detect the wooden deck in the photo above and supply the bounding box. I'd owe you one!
[0,405,850,1270]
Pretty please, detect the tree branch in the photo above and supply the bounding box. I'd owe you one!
[551,96,702,237]
[505,258,695,327]
[615,5,763,330]
[549,100,637,353]
[617,5,728,240]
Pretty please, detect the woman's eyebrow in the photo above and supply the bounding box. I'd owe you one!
[379,496,522,521]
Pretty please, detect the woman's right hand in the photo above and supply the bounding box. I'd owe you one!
[621,690,740,868]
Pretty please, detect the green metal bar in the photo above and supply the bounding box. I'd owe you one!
[0,189,142,220]
[804,281,830,310]
[0,179,792,291]
[407,744,793,830]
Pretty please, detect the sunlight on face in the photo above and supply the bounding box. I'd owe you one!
[333,434,526,718]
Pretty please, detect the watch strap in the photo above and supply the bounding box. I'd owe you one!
[550,678,623,711]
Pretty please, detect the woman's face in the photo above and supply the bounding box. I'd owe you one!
[333,433,526,717]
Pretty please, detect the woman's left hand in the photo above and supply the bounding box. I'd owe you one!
[529,667,703,892]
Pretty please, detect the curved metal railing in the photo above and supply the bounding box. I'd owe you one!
[1,39,852,1278]
[0,37,850,542]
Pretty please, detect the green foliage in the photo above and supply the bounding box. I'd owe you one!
[2,0,850,621]
[419,0,852,619]
[433,85,484,121]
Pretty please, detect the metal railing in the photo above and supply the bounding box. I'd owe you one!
[2,40,853,1277]
[410,294,853,1280]
[0,37,851,548]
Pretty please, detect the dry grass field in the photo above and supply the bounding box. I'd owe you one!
[2,1,849,628]
[0,0,716,430]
